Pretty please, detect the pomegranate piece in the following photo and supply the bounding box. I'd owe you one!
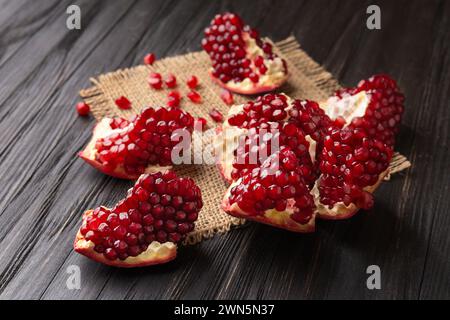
[220,89,234,105]
[143,53,156,65]
[322,74,404,147]
[187,90,202,103]
[209,108,224,123]
[186,75,199,89]
[196,117,207,131]
[315,126,392,219]
[222,147,315,232]
[165,73,177,88]
[148,72,163,89]
[79,106,195,179]
[202,12,288,95]
[76,102,90,116]
[74,171,203,267]
[115,96,132,110]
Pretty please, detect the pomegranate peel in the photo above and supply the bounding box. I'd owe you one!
[74,210,177,268]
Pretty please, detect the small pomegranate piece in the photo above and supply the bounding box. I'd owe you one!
[148,72,163,89]
[186,75,199,89]
[202,12,288,94]
[187,90,202,103]
[79,106,195,179]
[165,74,177,88]
[196,117,207,131]
[223,147,315,232]
[76,102,90,116]
[115,96,131,110]
[143,53,156,65]
[74,171,203,267]
[209,108,224,123]
[220,89,234,105]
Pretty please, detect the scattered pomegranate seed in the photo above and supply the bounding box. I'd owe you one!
[186,75,199,89]
[165,74,177,88]
[76,102,90,116]
[187,90,202,103]
[167,91,181,108]
[196,117,207,131]
[148,72,163,89]
[209,108,224,123]
[143,53,156,65]
[115,96,131,110]
[220,89,234,105]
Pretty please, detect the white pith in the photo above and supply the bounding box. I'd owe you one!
[321,91,370,124]
[224,34,287,91]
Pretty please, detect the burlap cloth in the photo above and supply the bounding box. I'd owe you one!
[80,36,411,245]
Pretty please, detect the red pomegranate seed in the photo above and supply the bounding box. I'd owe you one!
[187,90,202,103]
[167,91,181,108]
[148,72,163,89]
[76,102,90,116]
[209,108,224,123]
[196,117,207,131]
[186,75,199,89]
[165,74,177,88]
[220,89,234,105]
[143,53,156,65]
[115,96,131,110]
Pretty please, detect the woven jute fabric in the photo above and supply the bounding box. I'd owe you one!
[80,36,411,245]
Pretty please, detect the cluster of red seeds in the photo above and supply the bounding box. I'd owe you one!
[319,127,392,209]
[202,12,284,84]
[80,171,202,261]
[95,107,194,176]
[334,74,404,147]
[231,122,316,185]
[229,147,315,224]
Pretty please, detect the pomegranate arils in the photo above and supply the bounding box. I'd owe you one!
[167,91,181,108]
[80,172,202,261]
[196,117,207,131]
[186,75,199,89]
[76,102,90,116]
[318,127,392,210]
[115,96,132,110]
[165,74,177,88]
[209,108,224,123]
[220,89,234,105]
[148,72,163,89]
[95,106,194,176]
[143,53,156,65]
[202,12,286,88]
[187,90,202,103]
[229,147,314,223]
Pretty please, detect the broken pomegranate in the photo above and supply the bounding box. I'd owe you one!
[79,106,194,179]
[74,171,203,267]
[322,74,404,147]
[202,12,288,95]
[76,102,90,116]
[222,147,315,232]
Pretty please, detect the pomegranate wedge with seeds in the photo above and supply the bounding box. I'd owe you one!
[313,126,392,220]
[79,106,194,179]
[321,74,404,147]
[222,147,316,233]
[202,12,288,95]
[74,171,203,268]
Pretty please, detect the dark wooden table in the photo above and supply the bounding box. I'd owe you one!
[0,0,448,300]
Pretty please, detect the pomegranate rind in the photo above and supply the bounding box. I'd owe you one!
[74,210,177,268]
[209,70,287,95]
[314,169,390,220]
[79,118,171,180]
[221,184,316,233]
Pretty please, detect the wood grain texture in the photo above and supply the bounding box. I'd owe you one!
[0,0,448,300]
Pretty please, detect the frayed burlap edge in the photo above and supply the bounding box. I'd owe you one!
[80,36,411,245]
